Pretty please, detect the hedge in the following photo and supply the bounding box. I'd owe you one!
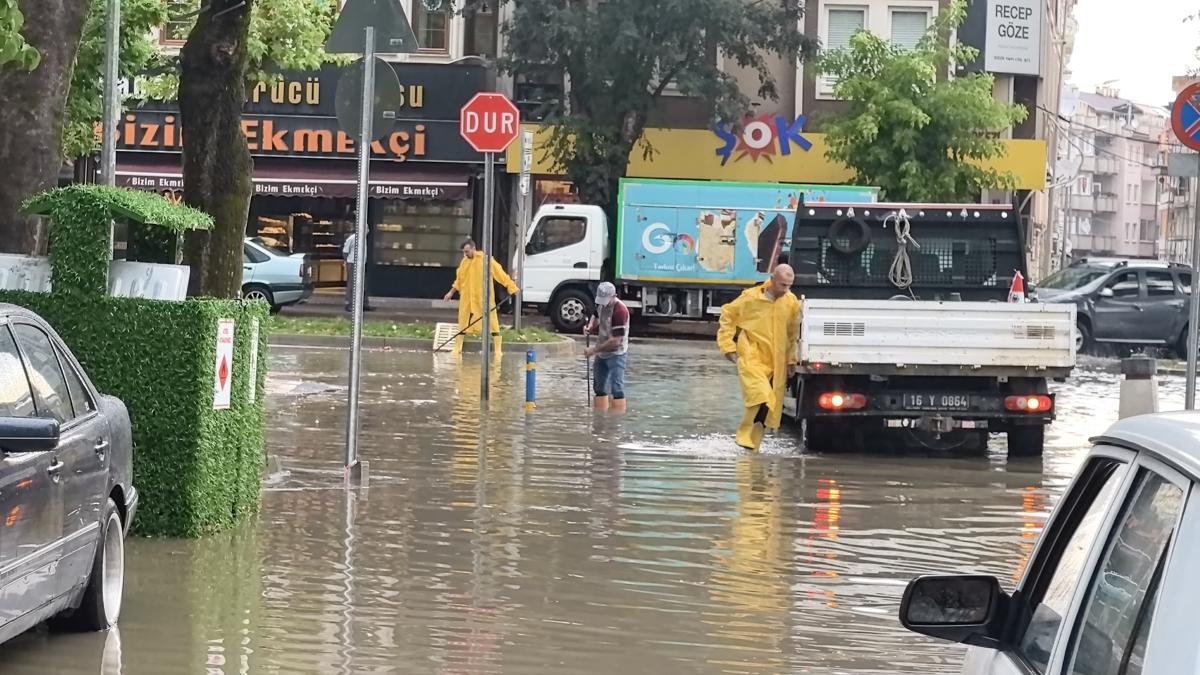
[0,290,270,537]
[4,185,270,537]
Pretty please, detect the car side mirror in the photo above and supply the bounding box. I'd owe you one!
[0,416,61,453]
[525,243,535,256]
[900,575,1009,649]
[1099,287,1115,299]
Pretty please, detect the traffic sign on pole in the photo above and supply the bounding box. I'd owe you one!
[460,93,521,154]
[326,0,419,54]
[1173,83,1200,409]
[1172,83,1200,152]
[460,93,520,400]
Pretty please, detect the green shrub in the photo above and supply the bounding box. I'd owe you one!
[0,290,270,537]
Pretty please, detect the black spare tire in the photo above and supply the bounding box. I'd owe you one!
[827,217,871,255]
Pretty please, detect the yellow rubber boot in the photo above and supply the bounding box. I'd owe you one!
[492,333,503,363]
[736,405,766,451]
[453,333,464,356]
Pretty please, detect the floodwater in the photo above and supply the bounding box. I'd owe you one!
[0,342,1184,674]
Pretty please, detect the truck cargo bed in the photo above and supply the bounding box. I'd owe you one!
[799,299,1076,376]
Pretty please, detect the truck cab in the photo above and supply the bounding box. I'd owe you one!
[518,204,608,331]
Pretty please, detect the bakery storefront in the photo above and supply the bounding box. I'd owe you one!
[115,62,492,297]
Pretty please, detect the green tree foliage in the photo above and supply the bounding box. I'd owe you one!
[817,1,1027,202]
[497,0,816,212]
[63,0,167,160]
[0,0,39,69]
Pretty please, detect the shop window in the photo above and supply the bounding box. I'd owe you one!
[250,200,354,287]
[464,2,498,59]
[529,217,586,255]
[374,198,474,268]
[414,0,451,53]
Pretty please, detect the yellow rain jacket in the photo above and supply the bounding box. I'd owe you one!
[452,251,519,335]
[717,285,801,430]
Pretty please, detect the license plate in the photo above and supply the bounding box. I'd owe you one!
[903,393,972,411]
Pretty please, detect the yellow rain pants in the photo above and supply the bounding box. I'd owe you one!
[452,251,519,355]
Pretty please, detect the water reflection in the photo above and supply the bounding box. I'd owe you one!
[0,342,1183,674]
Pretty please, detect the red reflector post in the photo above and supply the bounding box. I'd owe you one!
[1005,395,1052,413]
[818,392,867,410]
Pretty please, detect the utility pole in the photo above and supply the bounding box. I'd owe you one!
[1059,123,1075,271]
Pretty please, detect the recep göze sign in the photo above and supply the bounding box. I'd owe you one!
[119,63,491,163]
[984,0,1042,76]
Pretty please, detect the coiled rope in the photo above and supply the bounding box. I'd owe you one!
[886,209,920,290]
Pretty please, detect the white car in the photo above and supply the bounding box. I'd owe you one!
[900,411,1198,674]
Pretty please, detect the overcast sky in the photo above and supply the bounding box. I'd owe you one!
[1068,0,1196,106]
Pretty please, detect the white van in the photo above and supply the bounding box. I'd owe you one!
[900,411,1200,674]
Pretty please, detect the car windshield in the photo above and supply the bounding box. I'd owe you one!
[1040,266,1108,291]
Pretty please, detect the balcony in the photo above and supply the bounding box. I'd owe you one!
[1070,194,1094,211]
[1094,157,1119,175]
[1074,234,1117,254]
[1094,194,1118,212]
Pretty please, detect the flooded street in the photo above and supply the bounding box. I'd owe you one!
[0,342,1184,674]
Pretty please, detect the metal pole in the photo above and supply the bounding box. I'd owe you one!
[514,190,525,330]
[481,152,495,401]
[1187,152,1200,410]
[101,0,121,256]
[1059,125,1074,272]
[515,130,533,330]
[346,26,375,477]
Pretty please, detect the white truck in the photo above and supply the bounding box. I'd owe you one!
[782,201,1076,456]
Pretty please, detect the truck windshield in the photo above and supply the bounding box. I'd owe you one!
[1040,267,1108,291]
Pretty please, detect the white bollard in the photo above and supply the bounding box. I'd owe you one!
[1118,355,1159,419]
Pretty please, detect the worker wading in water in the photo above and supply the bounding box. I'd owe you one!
[444,238,519,356]
[717,264,800,451]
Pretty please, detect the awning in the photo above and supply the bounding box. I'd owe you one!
[116,155,471,201]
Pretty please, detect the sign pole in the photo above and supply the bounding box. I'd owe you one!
[515,130,533,330]
[481,152,495,400]
[1187,151,1200,409]
[345,25,375,480]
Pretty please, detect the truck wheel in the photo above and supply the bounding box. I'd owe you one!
[551,289,593,333]
[1007,426,1045,457]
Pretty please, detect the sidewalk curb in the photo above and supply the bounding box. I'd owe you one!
[269,333,577,357]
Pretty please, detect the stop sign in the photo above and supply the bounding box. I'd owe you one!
[460,93,521,154]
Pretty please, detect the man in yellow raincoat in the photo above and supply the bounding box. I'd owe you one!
[443,239,519,355]
[717,264,800,450]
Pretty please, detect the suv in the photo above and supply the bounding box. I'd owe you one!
[899,411,1197,674]
[1038,258,1192,356]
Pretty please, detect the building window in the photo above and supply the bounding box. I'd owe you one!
[413,0,451,53]
[826,7,867,52]
[464,3,498,59]
[889,9,929,49]
[162,0,196,44]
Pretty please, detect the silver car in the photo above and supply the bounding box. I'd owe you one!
[900,411,1199,673]
[242,238,314,312]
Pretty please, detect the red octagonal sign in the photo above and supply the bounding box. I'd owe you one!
[460,93,520,154]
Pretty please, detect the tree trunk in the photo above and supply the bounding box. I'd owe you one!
[180,0,254,298]
[0,0,90,254]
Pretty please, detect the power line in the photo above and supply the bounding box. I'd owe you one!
[1036,104,1169,148]
[1040,108,1162,170]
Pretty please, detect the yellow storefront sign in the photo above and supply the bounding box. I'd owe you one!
[507,124,1046,191]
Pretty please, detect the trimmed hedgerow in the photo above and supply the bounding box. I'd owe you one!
[0,290,270,537]
[4,184,269,537]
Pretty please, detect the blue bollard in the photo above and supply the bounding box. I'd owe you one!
[525,350,536,411]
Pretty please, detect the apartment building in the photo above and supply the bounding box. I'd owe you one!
[1057,86,1169,260]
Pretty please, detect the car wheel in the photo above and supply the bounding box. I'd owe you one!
[1007,426,1045,458]
[550,289,593,333]
[1177,327,1193,360]
[1076,320,1093,355]
[61,499,124,631]
[243,284,275,310]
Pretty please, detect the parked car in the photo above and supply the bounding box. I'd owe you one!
[899,410,1198,674]
[242,238,313,312]
[0,303,137,644]
[1039,258,1193,356]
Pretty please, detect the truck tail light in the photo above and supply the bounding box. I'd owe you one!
[1005,395,1053,413]
[818,392,867,410]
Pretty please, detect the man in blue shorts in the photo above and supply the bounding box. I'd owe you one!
[583,282,629,413]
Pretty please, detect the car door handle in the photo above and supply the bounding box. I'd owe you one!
[47,460,64,482]
[94,439,109,458]
[573,262,588,269]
